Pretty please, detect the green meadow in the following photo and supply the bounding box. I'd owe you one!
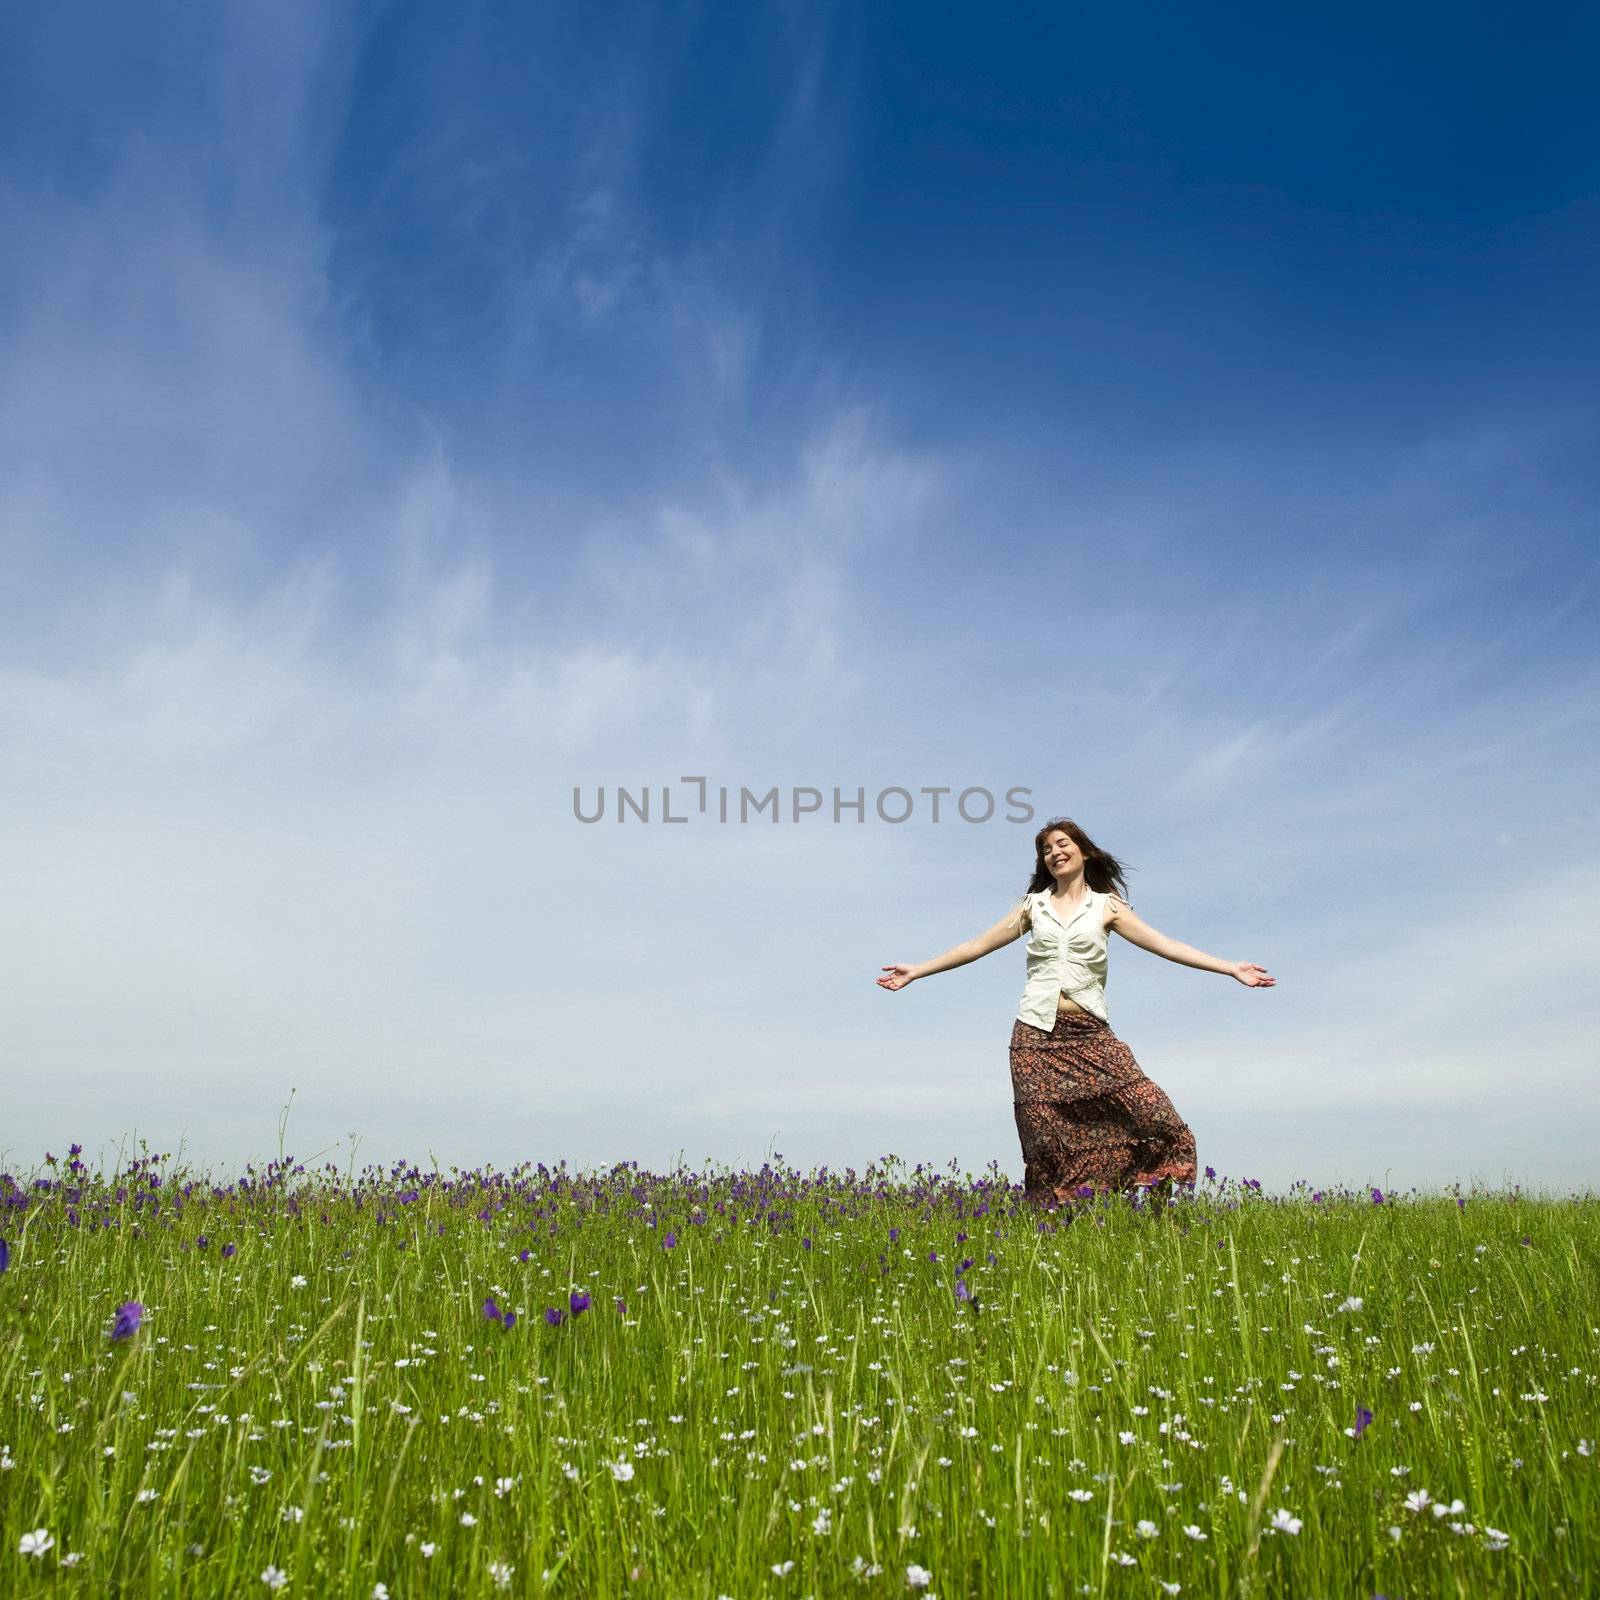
[1,1149,1596,1598]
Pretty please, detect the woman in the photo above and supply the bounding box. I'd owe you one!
[877,817,1274,1209]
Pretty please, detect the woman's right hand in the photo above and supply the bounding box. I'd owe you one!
[877,964,919,991]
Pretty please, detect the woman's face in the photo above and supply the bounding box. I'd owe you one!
[1042,830,1078,881]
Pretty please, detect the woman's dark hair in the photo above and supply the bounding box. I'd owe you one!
[1022,816,1133,901]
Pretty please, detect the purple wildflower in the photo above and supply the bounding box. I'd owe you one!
[1353,1405,1373,1439]
[615,1297,627,1315]
[221,1242,236,1258]
[888,1227,900,1243]
[953,1277,972,1304]
[1371,1187,1385,1205]
[569,1291,591,1316]
[928,1249,939,1263]
[662,1230,677,1250]
[959,1258,973,1272]
[545,1307,565,1326]
[482,1296,503,1321]
[518,1249,532,1263]
[502,1311,518,1330]
[802,1237,812,1251]
[0,1238,8,1273]
[110,1301,144,1341]
[1204,1165,1216,1180]
[1311,1191,1323,1204]
[1074,1185,1095,1200]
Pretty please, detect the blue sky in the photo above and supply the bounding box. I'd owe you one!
[2,1,1597,1189]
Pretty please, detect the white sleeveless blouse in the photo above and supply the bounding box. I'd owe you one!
[1016,887,1111,1029]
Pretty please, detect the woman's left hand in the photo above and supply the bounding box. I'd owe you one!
[1231,962,1275,987]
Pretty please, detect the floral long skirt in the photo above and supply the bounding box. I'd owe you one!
[1010,1008,1196,1202]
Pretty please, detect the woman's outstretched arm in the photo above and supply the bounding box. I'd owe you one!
[1106,895,1275,988]
[877,902,1031,991]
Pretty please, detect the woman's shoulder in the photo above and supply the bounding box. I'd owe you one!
[1098,888,1130,927]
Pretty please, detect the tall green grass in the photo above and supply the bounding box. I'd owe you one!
[1,1149,1595,1597]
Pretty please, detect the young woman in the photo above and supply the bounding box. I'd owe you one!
[877,817,1274,1208]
